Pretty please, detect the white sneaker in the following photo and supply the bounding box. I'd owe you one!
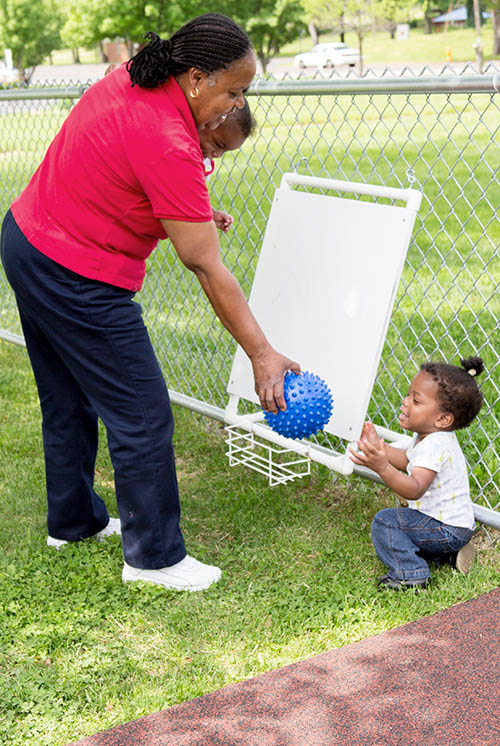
[122,555,221,592]
[455,540,476,575]
[47,517,121,549]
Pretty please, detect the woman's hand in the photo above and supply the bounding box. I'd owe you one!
[251,348,301,413]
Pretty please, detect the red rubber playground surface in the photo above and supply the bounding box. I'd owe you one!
[71,587,500,746]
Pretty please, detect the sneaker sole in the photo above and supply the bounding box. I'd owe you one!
[455,541,476,575]
[121,568,220,592]
[47,518,121,549]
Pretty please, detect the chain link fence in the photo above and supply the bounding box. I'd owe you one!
[0,67,498,526]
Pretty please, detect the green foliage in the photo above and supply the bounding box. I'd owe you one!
[246,0,307,71]
[0,0,62,77]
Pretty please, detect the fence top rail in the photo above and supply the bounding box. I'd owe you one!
[1,73,499,101]
[0,85,89,101]
[250,73,500,96]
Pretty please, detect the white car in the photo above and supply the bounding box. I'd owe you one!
[294,43,360,69]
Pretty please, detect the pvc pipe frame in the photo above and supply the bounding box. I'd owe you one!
[0,338,498,529]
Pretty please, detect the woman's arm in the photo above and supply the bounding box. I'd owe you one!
[161,218,300,412]
[349,436,436,501]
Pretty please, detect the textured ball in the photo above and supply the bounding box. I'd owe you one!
[264,371,333,440]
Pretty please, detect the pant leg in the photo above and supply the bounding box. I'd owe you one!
[17,305,108,540]
[371,508,433,581]
[371,508,474,581]
[1,210,186,568]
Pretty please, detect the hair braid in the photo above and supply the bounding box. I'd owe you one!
[127,14,252,88]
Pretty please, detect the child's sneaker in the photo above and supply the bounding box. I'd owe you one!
[47,517,121,549]
[453,540,476,575]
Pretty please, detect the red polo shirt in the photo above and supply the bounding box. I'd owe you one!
[11,66,212,291]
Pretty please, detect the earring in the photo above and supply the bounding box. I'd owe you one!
[189,86,199,99]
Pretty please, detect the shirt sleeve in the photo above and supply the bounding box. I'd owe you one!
[136,151,213,222]
[410,434,445,473]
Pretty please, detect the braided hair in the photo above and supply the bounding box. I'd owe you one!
[420,356,485,430]
[127,14,253,88]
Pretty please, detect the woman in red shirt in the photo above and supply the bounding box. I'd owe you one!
[1,14,299,592]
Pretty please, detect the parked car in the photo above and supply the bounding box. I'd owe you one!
[294,43,360,69]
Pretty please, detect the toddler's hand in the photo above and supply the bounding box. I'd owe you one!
[213,210,234,233]
[349,436,389,475]
[360,421,379,447]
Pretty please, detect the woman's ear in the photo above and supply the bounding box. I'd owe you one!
[436,411,454,430]
[187,67,204,90]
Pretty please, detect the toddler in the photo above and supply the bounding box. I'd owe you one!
[199,100,256,232]
[350,357,485,590]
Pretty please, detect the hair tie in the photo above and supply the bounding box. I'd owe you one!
[468,368,476,377]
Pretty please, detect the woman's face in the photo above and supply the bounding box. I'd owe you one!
[188,52,256,130]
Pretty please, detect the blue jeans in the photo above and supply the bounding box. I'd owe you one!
[371,507,474,581]
[1,210,186,569]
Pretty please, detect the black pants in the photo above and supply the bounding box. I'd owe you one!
[1,210,186,568]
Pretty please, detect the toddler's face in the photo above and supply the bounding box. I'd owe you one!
[399,371,444,435]
[198,119,245,160]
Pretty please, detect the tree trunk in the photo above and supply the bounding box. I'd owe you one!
[72,48,80,64]
[308,22,318,46]
[258,52,269,75]
[358,33,363,76]
[466,0,476,28]
[99,41,108,63]
[493,9,500,55]
[473,0,483,72]
[443,2,453,33]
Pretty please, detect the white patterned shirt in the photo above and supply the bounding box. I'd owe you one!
[405,431,475,529]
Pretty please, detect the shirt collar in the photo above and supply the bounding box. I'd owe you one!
[163,76,199,142]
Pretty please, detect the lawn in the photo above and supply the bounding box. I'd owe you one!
[0,340,499,746]
[281,23,499,65]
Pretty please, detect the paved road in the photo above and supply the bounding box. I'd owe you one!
[29,58,485,86]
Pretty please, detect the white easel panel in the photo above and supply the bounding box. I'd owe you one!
[227,175,421,443]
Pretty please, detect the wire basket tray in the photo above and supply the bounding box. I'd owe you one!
[225,424,311,487]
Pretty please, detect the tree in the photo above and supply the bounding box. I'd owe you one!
[60,0,187,62]
[59,0,106,60]
[0,0,62,80]
[246,0,307,72]
[377,0,414,38]
[484,0,500,55]
[419,0,450,33]
[344,0,382,73]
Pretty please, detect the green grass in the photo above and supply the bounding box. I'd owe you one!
[0,340,499,745]
[280,24,500,64]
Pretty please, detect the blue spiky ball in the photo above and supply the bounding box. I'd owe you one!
[263,371,333,440]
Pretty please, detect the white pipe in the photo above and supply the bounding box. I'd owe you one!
[224,413,354,476]
[0,330,25,346]
[281,172,422,211]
